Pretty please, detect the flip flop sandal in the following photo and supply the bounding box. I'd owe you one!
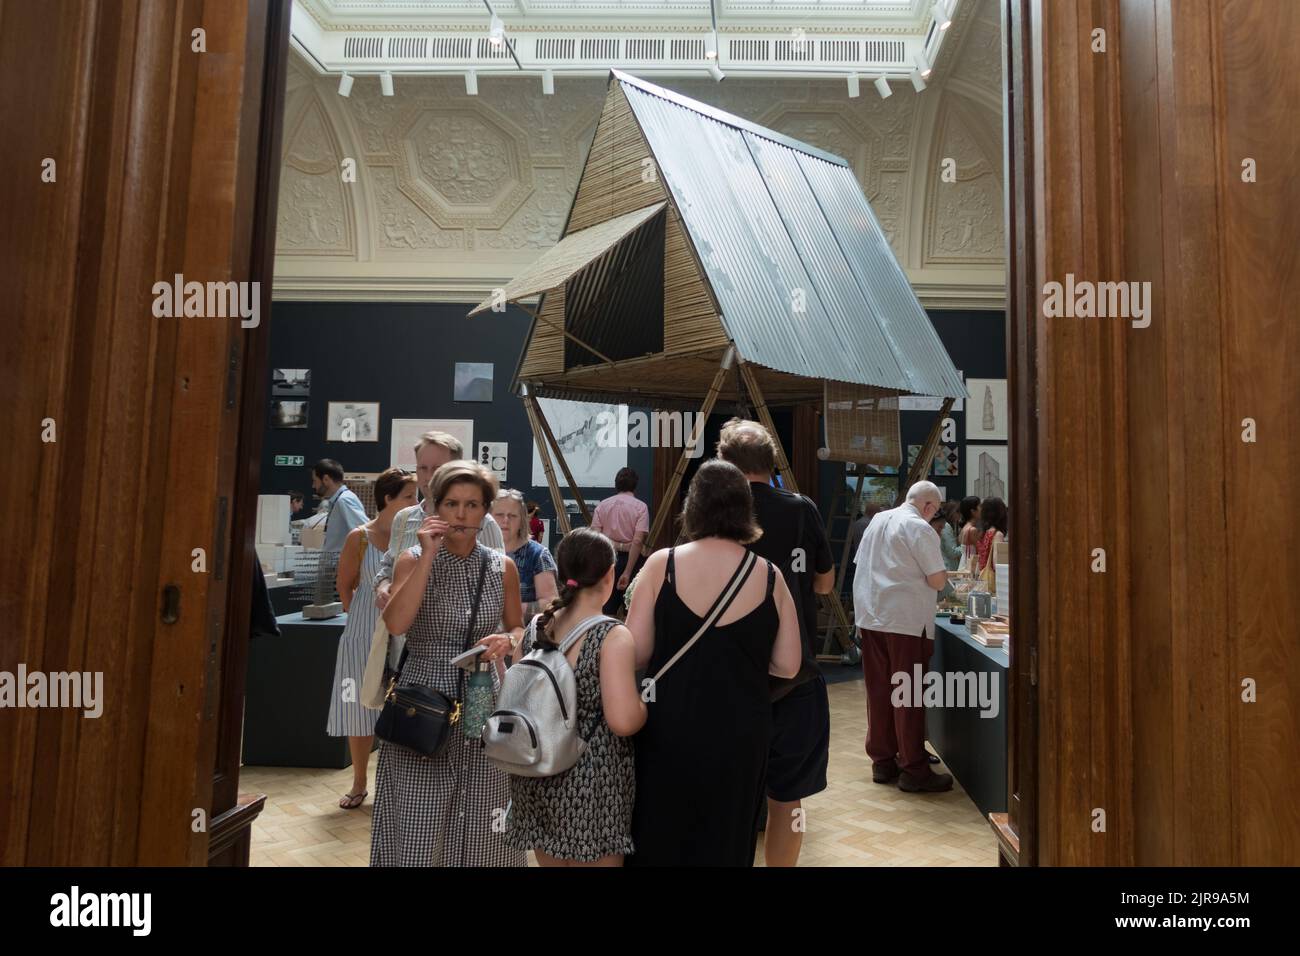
[339,790,367,810]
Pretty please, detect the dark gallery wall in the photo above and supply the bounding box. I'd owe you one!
[263,302,1004,525]
[262,301,653,520]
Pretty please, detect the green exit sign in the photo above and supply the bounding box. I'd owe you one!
[275,455,304,467]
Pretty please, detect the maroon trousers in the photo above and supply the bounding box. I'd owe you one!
[861,628,933,777]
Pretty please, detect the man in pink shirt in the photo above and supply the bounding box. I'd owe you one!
[589,467,650,615]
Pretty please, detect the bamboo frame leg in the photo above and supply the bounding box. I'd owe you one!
[529,396,591,525]
[520,385,571,535]
[834,471,866,595]
[645,345,735,550]
[737,360,798,493]
[899,397,955,504]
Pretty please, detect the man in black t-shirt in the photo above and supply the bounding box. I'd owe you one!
[718,418,834,867]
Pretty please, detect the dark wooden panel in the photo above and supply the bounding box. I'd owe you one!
[1218,0,1300,865]
[0,0,277,865]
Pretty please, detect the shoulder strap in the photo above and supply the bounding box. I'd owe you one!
[556,614,618,655]
[650,549,756,686]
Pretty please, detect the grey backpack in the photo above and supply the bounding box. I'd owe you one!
[482,613,616,778]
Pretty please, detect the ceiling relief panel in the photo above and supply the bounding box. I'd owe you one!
[923,102,1004,264]
[276,95,355,256]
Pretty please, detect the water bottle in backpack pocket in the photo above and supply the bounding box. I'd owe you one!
[482,614,615,777]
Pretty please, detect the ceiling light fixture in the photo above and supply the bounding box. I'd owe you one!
[933,0,953,31]
[708,61,725,82]
[489,13,504,46]
[337,72,353,97]
[874,74,892,99]
[380,71,393,97]
[847,73,860,98]
[465,69,478,95]
[914,51,933,78]
[910,69,927,92]
[542,69,555,95]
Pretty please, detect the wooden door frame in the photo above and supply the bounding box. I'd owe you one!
[998,0,1040,867]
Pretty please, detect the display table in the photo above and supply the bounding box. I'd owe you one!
[266,578,304,618]
[927,616,1008,816]
[243,611,354,769]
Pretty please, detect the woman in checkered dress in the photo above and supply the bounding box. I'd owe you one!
[371,462,527,867]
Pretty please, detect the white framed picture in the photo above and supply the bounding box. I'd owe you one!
[390,418,474,470]
[965,379,1008,441]
[327,402,379,442]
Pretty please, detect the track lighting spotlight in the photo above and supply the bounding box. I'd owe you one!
[847,73,860,98]
[914,51,933,78]
[910,69,927,92]
[542,69,555,95]
[380,71,393,96]
[338,72,353,97]
[465,70,478,95]
[874,74,892,99]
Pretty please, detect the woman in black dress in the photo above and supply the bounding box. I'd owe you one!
[623,459,803,866]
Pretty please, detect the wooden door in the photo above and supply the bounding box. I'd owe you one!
[0,0,288,865]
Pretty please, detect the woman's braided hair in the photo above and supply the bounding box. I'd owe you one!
[535,527,615,647]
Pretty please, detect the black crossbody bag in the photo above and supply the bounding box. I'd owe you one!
[376,551,489,759]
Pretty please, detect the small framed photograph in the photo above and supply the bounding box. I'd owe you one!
[454,362,494,402]
[271,400,308,429]
[327,402,379,442]
[271,368,311,397]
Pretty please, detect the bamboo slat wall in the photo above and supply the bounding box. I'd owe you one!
[663,209,728,354]
[518,285,565,378]
[567,85,666,233]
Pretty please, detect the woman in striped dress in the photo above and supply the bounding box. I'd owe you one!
[328,468,419,810]
[372,460,527,867]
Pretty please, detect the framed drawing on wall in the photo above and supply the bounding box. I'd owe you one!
[967,445,1010,502]
[965,379,1008,441]
[327,402,379,442]
[270,400,308,428]
[390,418,474,470]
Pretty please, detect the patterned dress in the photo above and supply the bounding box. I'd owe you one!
[504,618,635,861]
[370,543,527,867]
[326,530,383,737]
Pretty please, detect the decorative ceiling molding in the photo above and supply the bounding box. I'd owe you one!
[275,4,1007,309]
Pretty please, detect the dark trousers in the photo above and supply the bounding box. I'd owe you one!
[602,550,643,616]
[862,628,933,777]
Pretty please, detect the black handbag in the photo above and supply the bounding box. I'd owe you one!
[375,551,489,759]
[769,494,824,703]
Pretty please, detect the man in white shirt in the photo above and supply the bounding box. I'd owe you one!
[373,431,504,612]
[852,480,952,793]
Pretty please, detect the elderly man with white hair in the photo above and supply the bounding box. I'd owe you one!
[852,480,953,793]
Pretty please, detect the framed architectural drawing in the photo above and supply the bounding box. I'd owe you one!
[965,379,1008,441]
[390,418,474,470]
[530,397,627,488]
[966,445,1009,502]
[326,402,379,442]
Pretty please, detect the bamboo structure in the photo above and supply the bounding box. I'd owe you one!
[530,396,592,525]
[520,385,570,535]
[899,398,956,503]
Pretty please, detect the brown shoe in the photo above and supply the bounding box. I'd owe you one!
[898,771,954,793]
[872,761,901,784]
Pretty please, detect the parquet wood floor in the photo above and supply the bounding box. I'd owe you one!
[243,677,997,867]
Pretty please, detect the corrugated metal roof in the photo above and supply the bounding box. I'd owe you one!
[468,201,666,316]
[616,71,967,401]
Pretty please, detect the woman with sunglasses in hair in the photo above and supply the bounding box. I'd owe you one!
[503,528,645,866]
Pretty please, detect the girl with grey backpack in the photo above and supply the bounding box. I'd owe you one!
[493,528,645,866]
